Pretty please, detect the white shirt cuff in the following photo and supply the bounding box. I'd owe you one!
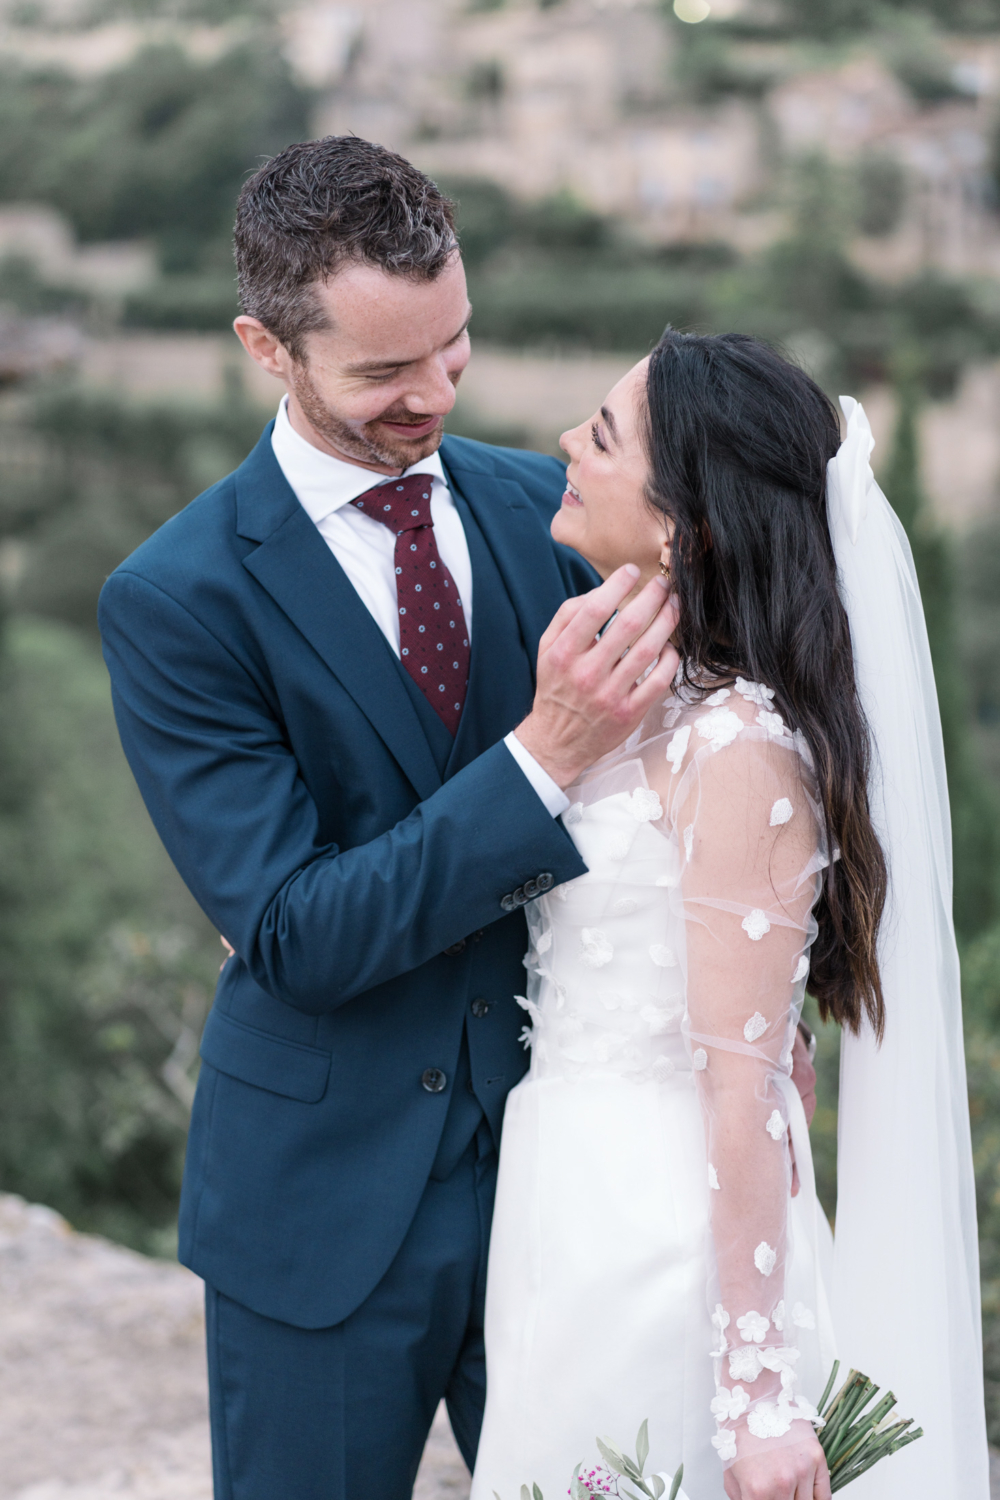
[503,732,571,819]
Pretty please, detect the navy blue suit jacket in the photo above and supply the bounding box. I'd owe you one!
[99,427,596,1328]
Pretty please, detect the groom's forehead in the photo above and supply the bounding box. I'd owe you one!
[313,254,471,366]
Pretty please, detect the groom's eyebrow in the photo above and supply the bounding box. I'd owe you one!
[345,308,473,374]
[600,406,620,445]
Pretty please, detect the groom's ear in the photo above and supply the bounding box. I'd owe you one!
[234,316,292,380]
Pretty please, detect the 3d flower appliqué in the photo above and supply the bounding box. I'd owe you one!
[711,1303,730,1334]
[770,797,794,826]
[564,802,584,826]
[754,1241,777,1276]
[650,1055,675,1083]
[535,928,553,954]
[771,1301,786,1332]
[649,944,677,967]
[613,896,639,915]
[518,1026,533,1051]
[792,1302,817,1330]
[631,787,663,822]
[757,709,786,738]
[742,910,771,941]
[693,1048,708,1071]
[704,687,731,706]
[608,831,632,861]
[743,1011,768,1042]
[666,724,691,775]
[711,1429,738,1462]
[683,824,694,860]
[710,1385,750,1422]
[792,954,809,982]
[747,1403,794,1440]
[728,1345,761,1382]
[580,929,614,968]
[765,1110,786,1140]
[735,677,774,707]
[737,1310,770,1343]
[696,706,743,751]
[708,1163,720,1191]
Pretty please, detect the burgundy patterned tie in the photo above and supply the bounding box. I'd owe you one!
[352,474,470,735]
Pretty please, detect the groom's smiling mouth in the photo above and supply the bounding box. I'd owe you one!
[377,414,442,439]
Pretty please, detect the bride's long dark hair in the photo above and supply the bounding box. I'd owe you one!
[644,328,887,1037]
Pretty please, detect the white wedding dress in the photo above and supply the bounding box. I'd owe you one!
[471,677,838,1500]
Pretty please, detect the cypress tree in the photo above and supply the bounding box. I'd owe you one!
[881,378,999,939]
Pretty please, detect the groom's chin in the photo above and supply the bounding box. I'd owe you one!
[368,419,444,469]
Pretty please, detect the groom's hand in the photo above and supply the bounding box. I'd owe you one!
[514,565,681,790]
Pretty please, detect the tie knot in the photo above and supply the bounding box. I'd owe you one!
[352,474,433,533]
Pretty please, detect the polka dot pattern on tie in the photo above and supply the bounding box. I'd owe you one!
[352,474,470,735]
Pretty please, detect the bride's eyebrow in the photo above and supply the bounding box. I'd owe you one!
[600,406,619,445]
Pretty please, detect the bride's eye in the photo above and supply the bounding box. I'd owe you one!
[591,422,607,453]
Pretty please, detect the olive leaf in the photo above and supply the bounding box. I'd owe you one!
[636,1420,649,1473]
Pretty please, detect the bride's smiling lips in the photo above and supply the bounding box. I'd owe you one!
[562,477,584,508]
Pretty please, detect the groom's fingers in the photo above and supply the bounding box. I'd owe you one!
[535,591,592,657]
[547,564,650,659]
[592,574,671,667]
[608,593,680,692]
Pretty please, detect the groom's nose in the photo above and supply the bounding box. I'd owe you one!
[395,351,465,419]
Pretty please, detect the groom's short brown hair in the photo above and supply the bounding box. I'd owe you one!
[234,136,457,360]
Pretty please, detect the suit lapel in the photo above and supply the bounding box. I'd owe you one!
[235,431,442,802]
[440,452,569,677]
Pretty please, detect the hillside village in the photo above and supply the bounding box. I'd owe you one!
[1,0,1000,282]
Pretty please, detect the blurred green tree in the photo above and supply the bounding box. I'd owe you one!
[880,378,1000,939]
[0,42,311,273]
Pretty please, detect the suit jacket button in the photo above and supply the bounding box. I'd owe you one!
[421,1068,447,1093]
[523,878,538,899]
[512,887,528,906]
[536,872,554,892]
[471,998,490,1018]
[443,939,466,955]
[500,894,516,912]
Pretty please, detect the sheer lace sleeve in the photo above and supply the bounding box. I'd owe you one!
[664,679,827,1468]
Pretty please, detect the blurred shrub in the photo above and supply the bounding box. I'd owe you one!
[2,372,270,632]
[963,929,1000,1443]
[122,272,240,330]
[0,42,311,272]
[0,617,219,1252]
[855,154,908,238]
[960,512,1000,792]
[468,261,709,351]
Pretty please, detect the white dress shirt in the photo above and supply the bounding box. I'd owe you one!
[270,399,569,817]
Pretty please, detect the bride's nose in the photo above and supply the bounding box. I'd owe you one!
[559,420,586,460]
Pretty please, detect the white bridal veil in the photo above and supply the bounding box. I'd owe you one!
[827,397,988,1497]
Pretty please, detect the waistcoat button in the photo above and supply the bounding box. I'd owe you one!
[421,1068,447,1093]
[471,998,490,1018]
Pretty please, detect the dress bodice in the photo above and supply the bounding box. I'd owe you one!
[521,787,689,1086]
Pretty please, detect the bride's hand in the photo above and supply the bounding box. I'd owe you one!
[723,1424,830,1500]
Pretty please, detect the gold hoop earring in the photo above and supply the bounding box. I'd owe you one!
[659,561,671,580]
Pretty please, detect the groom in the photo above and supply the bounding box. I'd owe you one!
[98,135,682,1500]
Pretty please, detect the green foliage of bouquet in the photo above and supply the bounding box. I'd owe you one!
[500,1364,923,1499]
[815,1363,923,1492]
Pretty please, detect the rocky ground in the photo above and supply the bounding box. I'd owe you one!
[0,1194,469,1500]
[2,1189,998,1499]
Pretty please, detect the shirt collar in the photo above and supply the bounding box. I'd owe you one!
[271,396,447,526]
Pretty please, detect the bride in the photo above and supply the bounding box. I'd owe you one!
[470,331,986,1499]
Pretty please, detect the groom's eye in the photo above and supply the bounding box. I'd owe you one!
[591,422,607,453]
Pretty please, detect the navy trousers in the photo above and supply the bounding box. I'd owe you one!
[205,1124,497,1500]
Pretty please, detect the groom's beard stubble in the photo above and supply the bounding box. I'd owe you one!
[289,359,449,471]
